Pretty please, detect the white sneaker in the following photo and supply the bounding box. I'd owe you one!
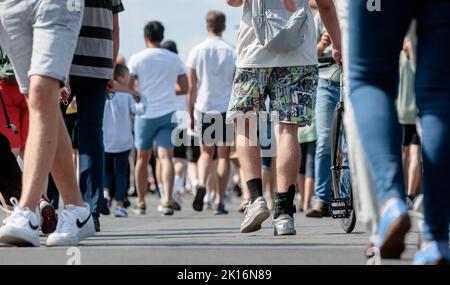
[114,207,128,218]
[0,198,40,247]
[273,214,296,236]
[240,197,270,233]
[46,204,95,247]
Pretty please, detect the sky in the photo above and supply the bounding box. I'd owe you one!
[119,0,243,62]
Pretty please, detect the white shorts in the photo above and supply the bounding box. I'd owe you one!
[0,0,84,94]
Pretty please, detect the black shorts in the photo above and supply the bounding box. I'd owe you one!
[173,128,187,159]
[403,124,421,146]
[299,142,316,178]
[198,111,234,146]
[186,135,200,163]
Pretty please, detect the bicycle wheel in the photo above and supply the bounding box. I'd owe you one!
[331,102,356,234]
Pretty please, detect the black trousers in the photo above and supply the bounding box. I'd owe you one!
[0,133,21,205]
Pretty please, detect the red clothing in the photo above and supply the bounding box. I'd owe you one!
[0,80,28,151]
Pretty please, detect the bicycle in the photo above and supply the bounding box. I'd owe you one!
[318,57,356,234]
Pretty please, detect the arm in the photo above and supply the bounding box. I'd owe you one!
[187,68,197,130]
[113,14,120,64]
[176,74,189,95]
[226,0,244,7]
[107,14,121,94]
[316,0,341,63]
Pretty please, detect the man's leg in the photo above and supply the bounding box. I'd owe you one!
[273,123,299,225]
[50,109,83,206]
[198,145,215,188]
[158,147,175,205]
[236,118,270,233]
[216,146,230,204]
[20,76,62,209]
[134,150,152,207]
[309,79,340,218]
[236,118,261,192]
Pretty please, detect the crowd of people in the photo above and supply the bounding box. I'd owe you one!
[0,0,448,265]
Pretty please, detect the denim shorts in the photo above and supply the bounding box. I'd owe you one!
[0,0,84,94]
[134,112,177,150]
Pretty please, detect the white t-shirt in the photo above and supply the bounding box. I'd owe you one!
[187,37,236,113]
[128,48,186,119]
[103,92,145,153]
[235,0,317,68]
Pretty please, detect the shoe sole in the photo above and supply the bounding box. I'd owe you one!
[41,205,58,235]
[273,228,297,236]
[240,210,270,233]
[380,214,411,259]
[0,235,39,247]
[131,209,146,215]
[193,188,206,212]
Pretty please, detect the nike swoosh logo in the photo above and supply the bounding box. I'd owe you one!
[29,221,39,231]
[76,214,92,229]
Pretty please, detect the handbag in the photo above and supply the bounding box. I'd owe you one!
[251,0,309,51]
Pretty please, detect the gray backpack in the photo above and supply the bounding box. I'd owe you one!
[251,0,309,51]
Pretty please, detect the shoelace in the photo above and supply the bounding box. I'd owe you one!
[55,208,75,233]
[0,198,20,224]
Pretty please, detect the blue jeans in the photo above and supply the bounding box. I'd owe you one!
[314,78,340,205]
[348,0,450,242]
[69,76,108,218]
[104,151,130,202]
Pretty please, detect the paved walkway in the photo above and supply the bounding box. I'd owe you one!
[0,193,420,265]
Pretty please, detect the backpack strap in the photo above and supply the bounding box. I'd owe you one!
[0,91,18,135]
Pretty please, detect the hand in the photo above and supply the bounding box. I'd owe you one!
[282,0,298,12]
[320,32,332,47]
[106,79,114,95]
[332,48,342,65]
[60,87,71,105]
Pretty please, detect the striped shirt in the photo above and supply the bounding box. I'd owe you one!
[70,0,124,80]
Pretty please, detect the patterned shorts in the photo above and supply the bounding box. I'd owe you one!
[226,65,319,126]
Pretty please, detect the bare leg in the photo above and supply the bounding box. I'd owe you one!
[297,173,305,207]
[134,150,152,206]
[21,76,82,209]
[173,158,185,178]
[207,159,218,203]
[407,144,422,196]
[236,119,261,182]
[216,146,230,204]
[198,145,215,187]
[50,110,83,206]
[304,178,315,211]
[158,147,175,204]
[275,123,300,194]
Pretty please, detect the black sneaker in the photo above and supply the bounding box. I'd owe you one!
[214,203,229,215]
[123,198,131,209]
[100,198,110,216]
[192,186,206,212]
[93,216,101,232]
[172,201,182,211]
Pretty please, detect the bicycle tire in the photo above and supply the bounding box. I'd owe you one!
[331,102,357,234]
